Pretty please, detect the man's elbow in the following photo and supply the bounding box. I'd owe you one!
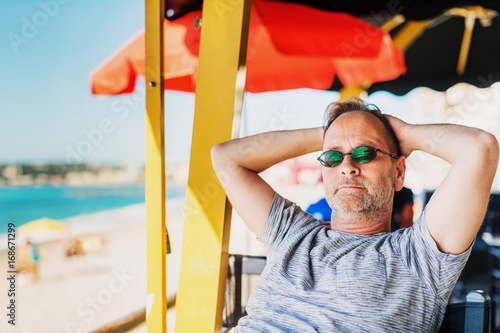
[211,142,227,173]
[476,131,499,171]
[211,141,239,174]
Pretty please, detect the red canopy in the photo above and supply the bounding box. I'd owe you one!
[91,0,405,95]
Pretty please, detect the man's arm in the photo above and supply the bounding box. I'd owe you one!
[387,116,499,254]
[211,128,324,238]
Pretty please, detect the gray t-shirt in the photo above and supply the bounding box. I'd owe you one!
[234,193,471,333]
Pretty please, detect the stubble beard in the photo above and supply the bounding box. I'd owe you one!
[325,175,394,215]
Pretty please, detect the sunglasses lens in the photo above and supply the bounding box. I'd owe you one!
[321,151,343,167]
[351,146,377,163]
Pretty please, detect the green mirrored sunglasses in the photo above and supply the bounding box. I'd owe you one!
[317,146,397,168]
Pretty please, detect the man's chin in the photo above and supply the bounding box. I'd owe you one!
[329,197,371,214]
[333,206,370,214]
[334,192,367,203]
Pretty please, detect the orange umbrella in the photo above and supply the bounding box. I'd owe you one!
[91,0,405,95]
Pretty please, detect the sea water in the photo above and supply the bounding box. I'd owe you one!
[0,183,185,234]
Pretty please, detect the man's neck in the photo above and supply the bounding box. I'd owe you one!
[330,210,391,235]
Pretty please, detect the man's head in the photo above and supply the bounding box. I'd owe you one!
[320,97,406,233]
[323,97,401,157]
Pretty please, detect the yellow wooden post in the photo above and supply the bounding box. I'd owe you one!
[145,0,167,332]
[175,0,252,331]
[339,85,368,101]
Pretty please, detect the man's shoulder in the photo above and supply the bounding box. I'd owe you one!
[262,192,326,249]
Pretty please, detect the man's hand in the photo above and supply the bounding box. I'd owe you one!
[386,115,499,254]
[385,115,413,158]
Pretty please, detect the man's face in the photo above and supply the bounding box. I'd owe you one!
[322,111,398,215]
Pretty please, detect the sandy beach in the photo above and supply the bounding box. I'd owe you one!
[0,197,257,333]
[0,198,185,333]
[0,182,321,333]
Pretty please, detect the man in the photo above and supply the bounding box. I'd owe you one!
[211,97,499,332]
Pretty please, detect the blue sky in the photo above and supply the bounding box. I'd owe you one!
[2,0,152,165]
[0,0,416,165]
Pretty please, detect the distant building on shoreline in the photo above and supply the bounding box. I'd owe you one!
[0,161,190,187]
[0,163,145,187]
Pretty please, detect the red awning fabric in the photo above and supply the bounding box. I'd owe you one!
[91,0,405,95]
[91,14,198,95]
[254,0,385,57]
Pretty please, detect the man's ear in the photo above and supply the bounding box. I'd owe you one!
[394,156,406,191]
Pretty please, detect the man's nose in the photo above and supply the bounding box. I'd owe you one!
[339,155,360,175]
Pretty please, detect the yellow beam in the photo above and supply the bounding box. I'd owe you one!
[175,0,252,331]
[380,14,405,33]
[145,0,167,332]
[392,20,430,51]
[457,13,475,76]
